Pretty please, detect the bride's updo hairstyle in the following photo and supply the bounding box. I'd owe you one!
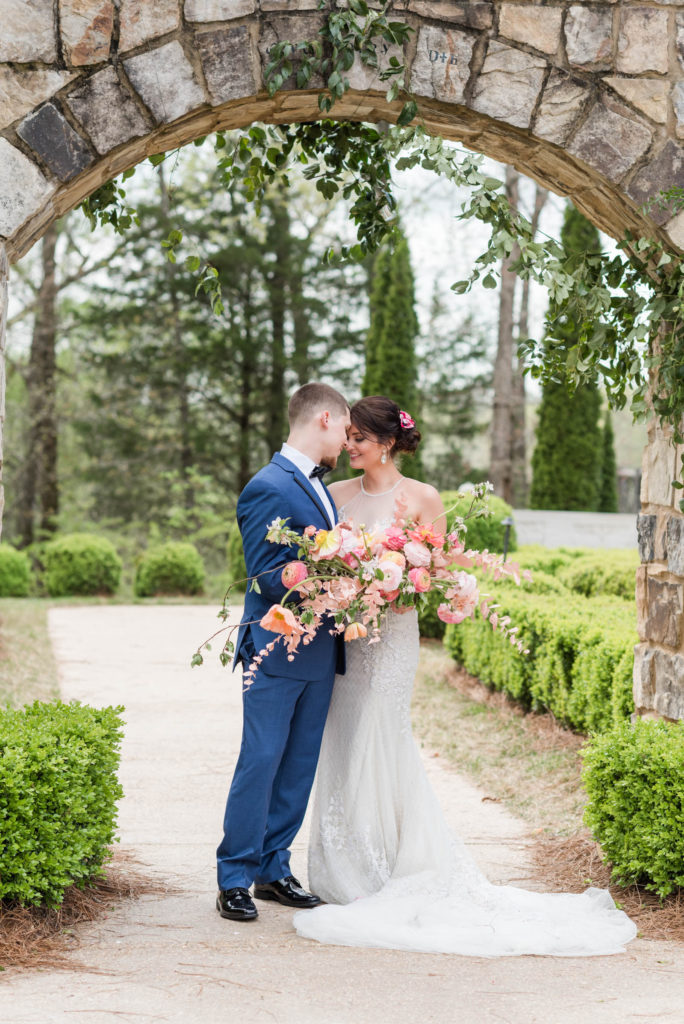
[350,395,421,457]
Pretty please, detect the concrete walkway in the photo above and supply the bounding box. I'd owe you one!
[4,605,684,1024]
[512,509,637,550]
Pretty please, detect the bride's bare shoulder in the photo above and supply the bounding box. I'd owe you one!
[328,477,361,502]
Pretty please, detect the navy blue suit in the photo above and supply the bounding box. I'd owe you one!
[216,452,344,890]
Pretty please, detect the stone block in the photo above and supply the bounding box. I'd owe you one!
[0,139,54,240]
[644,576,683,648]
[347,40,405,92]
[124,41,207,125]
[0,0,57,62]
[0,68,77,133]
[633,642,655,708]
[604,77,668,125]
[667,515,684,576]
[665,208,684,252]
[617,8,669,75]
[628,141,684,226]
[261,1,320,9]
[652,648,684,720]
[533,70,592,145]
[119,0,181,52]
[678,13,684,72]
[410,26,475,104]
[66,67,150,154]
[407,2,493,30]
[471,41,547,130]
[568,98,652,182]
[185,0,256,19]
[674,82,684,140]
[565,6,613,69]
[196,26,257,104]
[637,513,658,563]
[258,14,326,91]
[59,0,114,66]
[499,5,562,56]
[640,432,675,506]
[17,103,93,183]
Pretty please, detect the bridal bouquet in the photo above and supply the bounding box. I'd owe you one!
[193,489,531,684]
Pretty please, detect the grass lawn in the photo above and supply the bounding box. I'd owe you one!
[0,599,60,707]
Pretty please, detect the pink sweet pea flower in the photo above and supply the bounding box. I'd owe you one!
[439,571,479,623]
[281,561,308,589]
[407,523,445,548]
[260,604,303,635]
[408,567,431,592]
[404,540,432,568]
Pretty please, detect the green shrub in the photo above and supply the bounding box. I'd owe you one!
[558,550,639,600]
[0,700,124,906]
[418,491,516,639]
[0,543,32,596]
[443,590,636,733]
[134,541,205,597]
[583,719,684,896]
[226,520,247,593]
[44,534,122,597]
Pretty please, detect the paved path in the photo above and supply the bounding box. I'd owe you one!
[512,509,638,550]
[4,606,684,1024]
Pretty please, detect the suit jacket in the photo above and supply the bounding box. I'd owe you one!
[233,452,345,680]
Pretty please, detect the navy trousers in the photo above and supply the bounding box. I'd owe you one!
[216,656,336,891]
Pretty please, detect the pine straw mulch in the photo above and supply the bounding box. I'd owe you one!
[0,850,168,972]
[531,831,684,943]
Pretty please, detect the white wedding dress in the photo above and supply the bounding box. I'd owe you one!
[293,483,637,956]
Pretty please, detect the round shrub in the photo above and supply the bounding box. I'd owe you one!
[44,534,121,597]
[583,719,684,897]
[226,521,247,592]
[0,543,32,596]
[135,541,205,597]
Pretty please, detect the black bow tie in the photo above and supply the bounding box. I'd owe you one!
[309,463,332,480]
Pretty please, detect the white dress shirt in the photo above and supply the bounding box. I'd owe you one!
[280,443,336,527]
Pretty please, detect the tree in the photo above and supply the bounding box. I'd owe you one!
[363,227,422,478]
[599,413,618,513]
[529,204,604,511]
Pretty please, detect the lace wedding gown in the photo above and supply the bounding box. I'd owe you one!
[294,482,637,956]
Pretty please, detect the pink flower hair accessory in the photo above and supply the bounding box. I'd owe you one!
[399,410,415,429]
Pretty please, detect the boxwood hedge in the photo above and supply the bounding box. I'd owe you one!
[44,533,122,597]
[134,541,205,597]
[0,543,32,597]
[0,700,124,906]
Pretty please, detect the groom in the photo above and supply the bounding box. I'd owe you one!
[216,382,350,921]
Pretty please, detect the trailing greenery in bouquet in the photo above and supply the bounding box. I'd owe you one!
[193,485,531,683]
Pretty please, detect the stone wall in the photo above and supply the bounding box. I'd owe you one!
[635,421,684,720]
[3,0,684,718]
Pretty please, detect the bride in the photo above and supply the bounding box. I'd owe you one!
[294,395,636,956]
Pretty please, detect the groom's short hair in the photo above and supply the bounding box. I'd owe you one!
[288,383,349,426]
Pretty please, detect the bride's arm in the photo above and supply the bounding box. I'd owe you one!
[416,485,447,533]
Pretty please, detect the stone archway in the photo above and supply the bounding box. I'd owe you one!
[2,0,684,719]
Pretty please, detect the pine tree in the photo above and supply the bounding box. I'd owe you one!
[599,412,618,512]
[529,204,604,510]
[363,228,422,478]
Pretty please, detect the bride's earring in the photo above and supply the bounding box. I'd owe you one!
[381,451,387,465]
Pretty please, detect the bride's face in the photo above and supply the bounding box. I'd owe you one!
[346,423,388,470]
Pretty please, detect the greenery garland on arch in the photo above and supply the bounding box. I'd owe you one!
[78,0,684,494]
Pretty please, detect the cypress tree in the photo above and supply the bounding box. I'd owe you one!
[529,204,604,510]
[599,412,618,512]
[363,228,422,479]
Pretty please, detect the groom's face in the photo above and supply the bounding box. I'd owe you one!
[321,409,351,469]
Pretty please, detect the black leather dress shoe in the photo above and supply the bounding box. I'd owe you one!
[253,875,322,908]
[216,887,258,921]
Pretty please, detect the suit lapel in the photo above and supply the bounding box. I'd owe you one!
[272,452,334,529]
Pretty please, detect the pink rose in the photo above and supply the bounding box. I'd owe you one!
[281,561,308,589]
[403,540,432,568]
[383,525,407,550]
[408,567,431,592]
[437,603,466,624]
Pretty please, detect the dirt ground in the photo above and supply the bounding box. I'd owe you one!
[4,605,684,1024]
